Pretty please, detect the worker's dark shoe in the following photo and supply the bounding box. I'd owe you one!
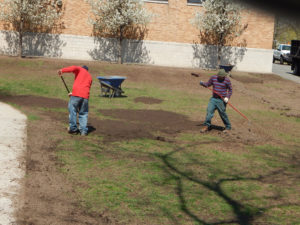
[200,126,209,133]
[68,128,79,135]
[222,128,231,133]
[80,132,88,136]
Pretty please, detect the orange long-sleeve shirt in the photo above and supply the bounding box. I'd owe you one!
[61,66,92,99]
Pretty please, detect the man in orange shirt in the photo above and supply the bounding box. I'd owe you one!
[58,65,93,136]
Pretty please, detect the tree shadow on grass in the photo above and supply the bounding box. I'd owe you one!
[157,146,299,225]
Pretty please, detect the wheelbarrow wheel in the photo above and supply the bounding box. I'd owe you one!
[114,90,122,97]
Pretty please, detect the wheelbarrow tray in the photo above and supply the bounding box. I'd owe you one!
[97,76,126,98]
[97,76,126,88]
[219,65,234,73]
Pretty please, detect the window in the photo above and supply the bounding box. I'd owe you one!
[143,0,168,3]
[187,0,204,4]
[282,45,291,51]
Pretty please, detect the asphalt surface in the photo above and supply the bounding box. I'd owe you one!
[272,63,300,84]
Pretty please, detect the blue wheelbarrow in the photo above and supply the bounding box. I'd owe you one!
[97,76,126,98]
[219,65,234,73]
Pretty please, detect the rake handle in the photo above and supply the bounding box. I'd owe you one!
[60,76,70,93]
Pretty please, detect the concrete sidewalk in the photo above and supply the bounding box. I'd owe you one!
[0,102,27,225]
[272,63,300,84]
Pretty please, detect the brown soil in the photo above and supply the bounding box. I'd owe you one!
[134,97,163,104]
[0,95,67,108]
[0,57,299,224]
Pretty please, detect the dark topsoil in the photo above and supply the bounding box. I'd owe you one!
[0,60,299,225]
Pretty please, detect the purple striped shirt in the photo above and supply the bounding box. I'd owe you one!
[203,75,232,99]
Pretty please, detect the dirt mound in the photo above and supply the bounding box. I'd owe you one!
[134,97,163,104]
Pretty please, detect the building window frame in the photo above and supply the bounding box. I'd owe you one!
[187,0,204,6]
[143,0,168,4]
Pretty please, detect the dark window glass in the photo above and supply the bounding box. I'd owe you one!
[144,0,168,2]
[187,0,204,4]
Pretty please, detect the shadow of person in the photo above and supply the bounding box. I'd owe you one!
[100,95,128,98]
[209,124,225,131]
[196,123,225,131]
[87,125,96,134]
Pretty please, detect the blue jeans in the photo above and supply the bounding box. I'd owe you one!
[204,97,231,129]
[68,96,89,134]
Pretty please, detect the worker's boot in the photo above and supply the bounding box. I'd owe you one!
[200,126,209,133]
[68,127,79,135]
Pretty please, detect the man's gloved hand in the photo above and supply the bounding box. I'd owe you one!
[200,81,204,86]
[224,97,229,103]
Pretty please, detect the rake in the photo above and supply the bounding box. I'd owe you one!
[191,72,249,121]
[60,76,70,94]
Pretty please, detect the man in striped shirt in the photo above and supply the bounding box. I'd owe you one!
[199,69,232,133]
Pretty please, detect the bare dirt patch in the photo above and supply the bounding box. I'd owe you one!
[134,97,163,104]
[95,109,198,142]
[0,95,67,108]
[16,109,113,225]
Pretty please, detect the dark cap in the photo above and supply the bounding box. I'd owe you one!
[217,69,228,77]
[82,65,89,71]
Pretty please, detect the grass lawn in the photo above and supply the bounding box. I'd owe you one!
[0,56,299,225]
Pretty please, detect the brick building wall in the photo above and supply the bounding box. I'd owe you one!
[0,0,275,72]
[57,0,274,49]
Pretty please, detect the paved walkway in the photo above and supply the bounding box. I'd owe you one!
[0,102,27,225]
[272,63,300,84]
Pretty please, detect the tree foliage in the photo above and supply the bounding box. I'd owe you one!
[274,16,300,47]
[191,0,248,65]
[85,0,153,63]
[0,0,63,56]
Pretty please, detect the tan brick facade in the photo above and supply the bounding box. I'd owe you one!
[0,0,274,49]
[54,0,274,50]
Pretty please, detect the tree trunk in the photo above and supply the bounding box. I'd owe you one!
[19,18,24,57]
[217,45,221,69]
[119,25,124,64]
[119,36,122,64]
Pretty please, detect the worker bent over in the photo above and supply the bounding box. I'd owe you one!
[200,69,232,133]
[58,65,93,136]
